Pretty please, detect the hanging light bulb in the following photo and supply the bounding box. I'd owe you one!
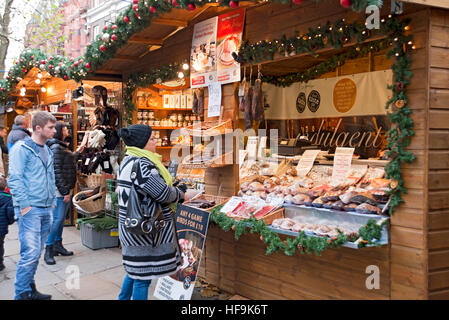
[37,73,42,79]
[178,72,184,79]
[20,86,26,94]
[41,87,47,93]
[182,63,189,70]
[35,78,41,84]
[20,91,26,97]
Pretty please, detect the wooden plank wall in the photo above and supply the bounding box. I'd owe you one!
[124,1,432,299]
[427,8,449,300]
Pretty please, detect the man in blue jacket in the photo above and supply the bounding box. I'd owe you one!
[8,111,57,300]
[7,115,31,152]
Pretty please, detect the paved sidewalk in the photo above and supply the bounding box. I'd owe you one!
[0,223,238,300]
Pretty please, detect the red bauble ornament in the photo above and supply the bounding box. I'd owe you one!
[340,0,351,8]
[48,65,53,70]
[172,0,178,7]
[292,0,303,4]
[22,69,27,73]
[133,0,139,3]
[41,60,46,65]
[111,25,117,30]
[64,75,68,80]
[30,55,34,60]
[124,16,130,23]
[133,4,138,11]
[86,62,91,69]
[229,1,238,8]
[188,3,196,10]
[49,56,53,60]
[79,59,83,64]
[19,59,23,63]
[135,13,140,18]
[100,45,106,52]
[74,61,79,67]
[111,34,117,41]
[150,5,157,13]
[70,57,74,61]
[5,76,9,80]
[104,25,109,31]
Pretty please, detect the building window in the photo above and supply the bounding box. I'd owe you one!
[93,25,99,40]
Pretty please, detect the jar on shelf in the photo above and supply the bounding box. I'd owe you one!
[170,113,177,122]
[157,138,162,146]
[142,111,148,119]
[162,137,169,146]
[155,119,160,127]
[138,111,142,119]
[177,114,184,122]
[148,111,155,119]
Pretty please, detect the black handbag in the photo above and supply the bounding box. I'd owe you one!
[124,158,166,236]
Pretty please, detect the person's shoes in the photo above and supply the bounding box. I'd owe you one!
[16,285,52,300]
[44,245,56,265]
[53,240,73,256]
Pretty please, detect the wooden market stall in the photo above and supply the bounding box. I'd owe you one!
[56,0,449,299]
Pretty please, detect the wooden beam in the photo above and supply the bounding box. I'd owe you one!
[400,0,449,9]
[152,18,188,27]
[128,37,164,45]
[111,55,140,62]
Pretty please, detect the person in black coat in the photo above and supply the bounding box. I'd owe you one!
[44,122,84,265]
[0,176,15,271]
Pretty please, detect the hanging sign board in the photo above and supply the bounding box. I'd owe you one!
[263,70,392,120]
[207,82,222,117]
[153,205,210,300]
[191,8,246,88]
[216,8,246,85]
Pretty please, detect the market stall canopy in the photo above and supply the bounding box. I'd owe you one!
[91,1,261,79]
[400,0,449,9]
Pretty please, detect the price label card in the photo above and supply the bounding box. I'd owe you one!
[220,196,243,214]
[331,147,355,184]
[110,229,118,237]
[104,161,110,169]
[239,150,248,169]
[246,136,258,161]
[257,136,267,159]
[296,149,321,177]
[85,158,90,166]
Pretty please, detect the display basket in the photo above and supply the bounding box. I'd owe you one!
[228,207,285,225]
[73,189,106,215]
[184,119,233,137]
[184,194,230,212]
[181,151,233,169]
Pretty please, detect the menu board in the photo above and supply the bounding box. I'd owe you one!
[207,82,222,117]
[331,147,355,184]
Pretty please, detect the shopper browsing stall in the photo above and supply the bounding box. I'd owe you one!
[116,124,189,300]
[44,122,85,265]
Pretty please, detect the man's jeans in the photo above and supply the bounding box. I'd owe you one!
[46,197,69,246]
[14,207,52,299]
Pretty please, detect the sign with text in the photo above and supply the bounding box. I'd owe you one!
[191,9,246,88]
[296,149,321,177]
[208,82,222,117]
[153,205,210,300]
[331,147,355,184]
[263,70,392,120]
[190,17,218,88]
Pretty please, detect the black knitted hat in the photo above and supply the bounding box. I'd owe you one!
[118,124,152,149]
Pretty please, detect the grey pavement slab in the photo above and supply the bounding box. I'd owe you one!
[54,273,121,300]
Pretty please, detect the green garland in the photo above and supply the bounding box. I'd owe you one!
[0,0,381,103]
[209,205,388,256]
[263,38,390,87]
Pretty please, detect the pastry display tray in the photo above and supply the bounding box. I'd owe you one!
[266,204,389,249]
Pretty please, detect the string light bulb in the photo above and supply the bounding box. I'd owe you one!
[182,63,189,70]
[41,87,47,93]
[37,73,42,79]
[35,78,41,84]
[178,72,184,79]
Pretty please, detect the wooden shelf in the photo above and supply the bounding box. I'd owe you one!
[151,126,182,130]
[138,107,193,111]
[156,145,192,149]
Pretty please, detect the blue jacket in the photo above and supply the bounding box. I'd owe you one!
[7,124,31,152]
[0,191,14,236]
[8,136,57,209]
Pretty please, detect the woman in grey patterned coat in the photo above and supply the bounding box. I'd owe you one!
[116,124,187,300]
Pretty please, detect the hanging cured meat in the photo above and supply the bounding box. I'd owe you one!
[251,77,265,123]
[193,88,204,115]
[244,86,253,130]
[239,75,248,112]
